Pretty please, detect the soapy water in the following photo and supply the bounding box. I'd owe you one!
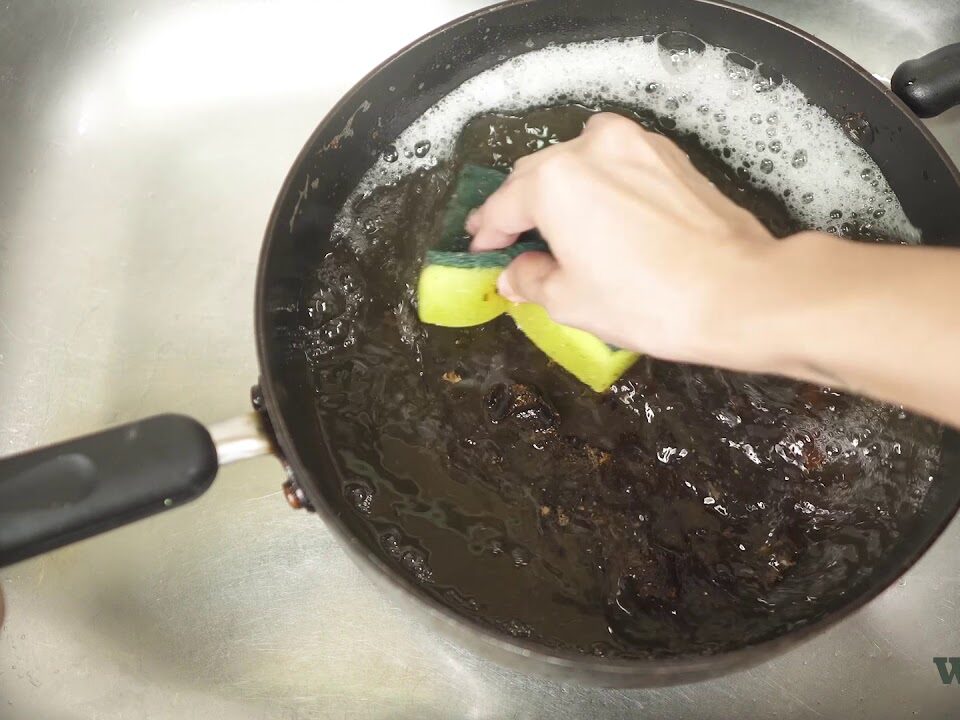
[298,35,943,657]
[337,32,919,244]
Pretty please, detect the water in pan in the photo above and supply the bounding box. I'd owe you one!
[299,35,941,657]
[337,33,919,242]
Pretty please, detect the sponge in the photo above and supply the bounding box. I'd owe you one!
[417,164,639,392]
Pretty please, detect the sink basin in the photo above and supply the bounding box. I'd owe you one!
[1,1,958,717]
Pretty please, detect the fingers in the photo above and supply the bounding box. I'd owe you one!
[498,250,561,306]
[468,113,674,248]
[469,137,586,251]
[467,173,538,251]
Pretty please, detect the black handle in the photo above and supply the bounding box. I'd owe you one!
[0,414,218,567]
[892,42,960,118]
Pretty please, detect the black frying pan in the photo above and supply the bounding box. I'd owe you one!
[2,0,960,687]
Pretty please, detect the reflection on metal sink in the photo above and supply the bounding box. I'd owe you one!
[0,1,958,718]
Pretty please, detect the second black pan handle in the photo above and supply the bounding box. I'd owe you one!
[0,415,219,567]
[892,43,960,118]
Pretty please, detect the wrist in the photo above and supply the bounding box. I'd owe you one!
[743,230,854,384]
[698,230,847,382]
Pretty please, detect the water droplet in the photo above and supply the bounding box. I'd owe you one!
[717,408,742,427]
[753,64,783,93]
[801,192,814,205]
[697,103,710,114]
[506,619,533,638]
[766,112,779,125]
[769,140,782,153]
[645,81,660,94]
[414,140,431,158]
[591,642,610,657]
[829,209,843,220]
[718,125,730,136]
[511,546,532,567]
[759,158,774,174]
[791,149,807,168]
[380,530,401,556]
[657,31,706,74]
[344,481,374,514]
[713,111,727,122]
[841,113,875,146]
[873,208,886,219]
[766,126,778,137]
[724,52,756,81]
[665,97,680,111]
[860,168,874,180]
[401,549,433,583]
[381,145,399,163]
[750,113,763,124]
[755,140,766,151]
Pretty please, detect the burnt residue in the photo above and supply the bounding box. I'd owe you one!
[302,105,942,658]
[485,383,560,435]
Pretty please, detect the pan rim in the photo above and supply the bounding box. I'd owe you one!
[254,0,960,682]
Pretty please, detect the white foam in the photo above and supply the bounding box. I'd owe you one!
[338,34,918,241]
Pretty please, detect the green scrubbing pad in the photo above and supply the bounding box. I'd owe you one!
[417,163,640,392]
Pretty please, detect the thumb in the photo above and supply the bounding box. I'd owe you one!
[498,251,561,306]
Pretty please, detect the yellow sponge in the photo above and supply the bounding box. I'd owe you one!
[417,265,507,327]
[416,163,639,392]
[507,303,639,392]
[417,263,638,392]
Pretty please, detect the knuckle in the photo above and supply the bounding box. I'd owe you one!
[531,151,583,198]
[532,151,564,181]
[587,113,641,145]
[625,133,683,172]
[585,114,679,167]
[585,112,635,136]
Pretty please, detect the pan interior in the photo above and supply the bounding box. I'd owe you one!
[286,33,944,659]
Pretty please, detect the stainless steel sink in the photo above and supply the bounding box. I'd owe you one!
[1,1,959,718]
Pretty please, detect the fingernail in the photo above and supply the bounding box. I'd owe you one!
[497,272,524,303]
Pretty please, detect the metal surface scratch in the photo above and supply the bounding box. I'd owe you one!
[0,1,959,719]
[320,99,372,153]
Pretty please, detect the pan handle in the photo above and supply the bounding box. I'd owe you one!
[892,42,960,118]
[0,412,273,568]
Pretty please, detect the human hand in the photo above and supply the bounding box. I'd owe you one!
[467,112,784,375]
